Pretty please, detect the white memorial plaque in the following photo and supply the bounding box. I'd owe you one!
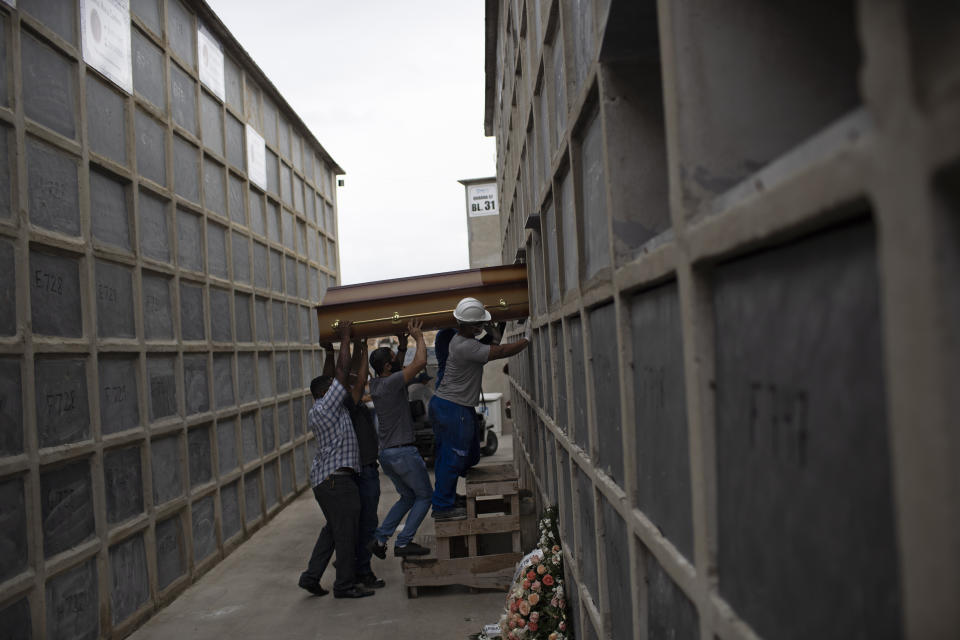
[197,24,225,101]
[467,183,499,217]
[246,124,267,191]
[80,0,132,94]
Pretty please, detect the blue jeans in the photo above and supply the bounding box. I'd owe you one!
[375,446,433,547]
[429,395,480,511]
[354,464,380,577]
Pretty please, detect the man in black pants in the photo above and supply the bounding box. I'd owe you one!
[342,339,386,588]
[298,321,373,599]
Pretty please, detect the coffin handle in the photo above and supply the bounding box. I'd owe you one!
[331,299,510,331]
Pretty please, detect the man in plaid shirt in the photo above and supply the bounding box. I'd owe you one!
[298,320,374,599]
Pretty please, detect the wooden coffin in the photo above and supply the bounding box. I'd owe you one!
[315,264,528,342]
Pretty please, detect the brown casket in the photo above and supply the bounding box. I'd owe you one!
[315,264,528,342]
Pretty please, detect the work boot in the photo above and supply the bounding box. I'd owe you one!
[356,572,386,589]
[367,538,387,560]
[394,541,431,557]
[432,506,467,521]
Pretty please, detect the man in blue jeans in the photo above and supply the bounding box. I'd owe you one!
[366,319,433,558]
[429,298,530,520]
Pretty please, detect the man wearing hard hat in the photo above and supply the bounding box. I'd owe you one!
[429,298,531,520]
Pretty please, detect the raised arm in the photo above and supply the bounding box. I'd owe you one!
[402,319,428,384]
[320,342,336,379]
[349,339,369,404]
[334,321,353,386]
[487,322,531,361]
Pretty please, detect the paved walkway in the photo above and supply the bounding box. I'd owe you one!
[129,437,514,640]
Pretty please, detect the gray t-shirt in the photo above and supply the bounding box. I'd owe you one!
[369,371,415,450]
[434,335,490,407]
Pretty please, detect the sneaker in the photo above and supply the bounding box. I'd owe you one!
[298,574,329,597]
[431,506,467,521]
[366,538,387,560]
[394,542,431,557]
[334,586,375,599]
[356,573,386,589]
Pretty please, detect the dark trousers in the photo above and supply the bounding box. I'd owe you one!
[304,474,360,593]
[354,463,380,577]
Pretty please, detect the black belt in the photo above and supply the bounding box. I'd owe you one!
[331,467,356,476]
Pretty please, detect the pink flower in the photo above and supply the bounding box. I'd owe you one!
[527,570,536,581]
[528,622,539,632]
[532,581,541,591]
[559,621,566,631]
[508,620,516,629]
[531,556,541,565]
[519,601,531,616]
[552,545,560,552]
[537,564,547,575]
[551,597,559,607]
[530,612,540,623]
[522,579,531,589]
[528,593,540,606]
[542,574,555,586]
[510,600,519,613]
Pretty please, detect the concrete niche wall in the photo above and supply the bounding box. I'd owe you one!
[492,1,960,639]
[0,1,342,637]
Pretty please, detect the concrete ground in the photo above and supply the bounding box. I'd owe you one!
[129,436,515,640]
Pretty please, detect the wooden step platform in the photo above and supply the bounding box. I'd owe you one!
[403,463,523,598]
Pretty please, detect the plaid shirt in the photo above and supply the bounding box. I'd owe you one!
[308,379,360,487]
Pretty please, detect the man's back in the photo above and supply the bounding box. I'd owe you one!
[369,371,415,449]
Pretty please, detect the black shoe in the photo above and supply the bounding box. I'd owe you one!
[356,573,386,588]
[366,538,387,560]
[431,506,466,521]
[298,575,329,597]
[334,586,375,598]
[455,493,467,507]
[394,542,431,557]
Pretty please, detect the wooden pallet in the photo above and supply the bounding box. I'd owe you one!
[403,463,523,597]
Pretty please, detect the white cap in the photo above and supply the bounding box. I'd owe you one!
[453,297,491,323]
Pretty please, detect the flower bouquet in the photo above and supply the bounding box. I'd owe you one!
[499,505,573,640]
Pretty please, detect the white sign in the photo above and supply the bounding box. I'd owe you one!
[197,24,225,101]
[245,124,267,191]
[80,0,132,94]
[467,183,499,217]
[1,1,16,8]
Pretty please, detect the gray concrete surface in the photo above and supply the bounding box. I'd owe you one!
[129,437,516,640]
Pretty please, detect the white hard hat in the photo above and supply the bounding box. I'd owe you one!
[453,297,491,323]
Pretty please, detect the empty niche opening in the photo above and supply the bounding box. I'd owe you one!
[670,0,862,212]
[906,1,960,108]
[597,1,671,264]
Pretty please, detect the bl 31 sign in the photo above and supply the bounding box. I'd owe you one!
[467,183,499,217]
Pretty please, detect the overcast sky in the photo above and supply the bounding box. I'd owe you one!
[205,0,496,287]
